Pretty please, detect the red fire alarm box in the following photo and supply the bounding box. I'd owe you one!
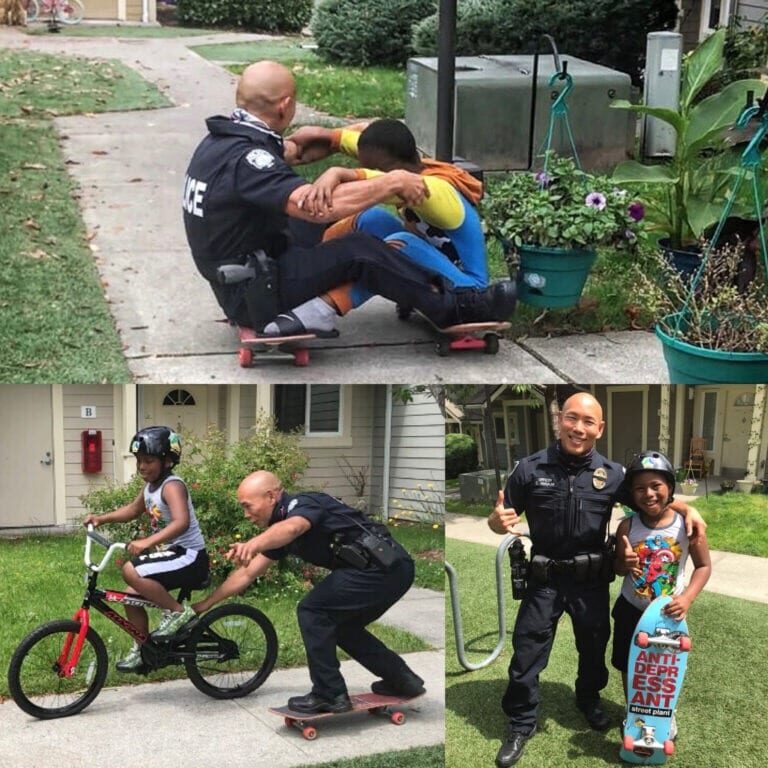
[81,429,102,474]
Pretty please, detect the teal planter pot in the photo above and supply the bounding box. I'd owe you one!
[656,314,768,383]
[516,245,597,309]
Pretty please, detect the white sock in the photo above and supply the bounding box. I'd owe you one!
[264,297,337,334]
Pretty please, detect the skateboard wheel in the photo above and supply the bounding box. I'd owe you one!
[238,347,253,367]
[436,339,450,357]
[636,631,650,648]
[293,348,310,367]
[663,740,675,756]
[284,717,294,728]
[483,333,499,355]
[678,635,691,652]
[368,707,383,716]
[302,726,317,741]
[390,711,406,725]
[623,735,635,751]
[396,304,413,321]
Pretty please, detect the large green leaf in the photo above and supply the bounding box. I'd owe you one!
[611,161,677,184]
[687,195,725,238]
[685,79,768,155]
[611,100,685,136]
[681,28,725,111]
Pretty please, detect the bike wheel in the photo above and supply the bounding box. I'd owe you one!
[56,0,84,24]
[184,603,278,699]
[26,0,39,22]
[7,620,108,719]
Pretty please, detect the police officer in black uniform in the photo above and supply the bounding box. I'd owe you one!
[182,60,516,334]
[488,392,704,767]
[193,470,425,714]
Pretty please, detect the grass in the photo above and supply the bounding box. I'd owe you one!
[295,745,444,768]
[25,23,214,37]
[446,538,768,768]
[693,492,768,557]
[0,531,433,697]
[191,38,407,119]
[446,497,493,518]
[387,520,444,592]
[0,49,170,381]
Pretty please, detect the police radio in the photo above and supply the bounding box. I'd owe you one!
[508,537,529,600]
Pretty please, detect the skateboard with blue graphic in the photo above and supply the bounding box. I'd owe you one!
[620,595,691,764]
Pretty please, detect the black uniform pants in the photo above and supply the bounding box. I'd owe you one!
[296,556,415,698]
[240,232,468,329]
[501,574,610,733]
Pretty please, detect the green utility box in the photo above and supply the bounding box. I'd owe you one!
[405,54,634,171]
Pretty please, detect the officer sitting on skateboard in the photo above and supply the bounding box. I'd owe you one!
[192,470,425,714]
[487,392,707,767]
[182,60,516,338]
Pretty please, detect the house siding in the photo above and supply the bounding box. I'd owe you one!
[735,0,768,24]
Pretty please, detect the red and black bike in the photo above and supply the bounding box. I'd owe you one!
[8,525,278,719]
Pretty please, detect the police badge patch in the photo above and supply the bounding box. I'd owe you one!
[288,499,298,512]
[592,467,608,490]
[245,149,275,169]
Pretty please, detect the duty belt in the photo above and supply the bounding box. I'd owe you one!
[530,552,607,584]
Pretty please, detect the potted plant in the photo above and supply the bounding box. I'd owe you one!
[611,28,767,274]
[483,153,647,308]
[720,479,735,493]
[680,477,699,495]
[735,476,756,493]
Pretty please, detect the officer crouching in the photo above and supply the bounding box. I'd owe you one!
[192,470,425,714]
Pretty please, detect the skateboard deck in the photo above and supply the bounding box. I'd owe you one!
[236,326,317,368]
[620,596,691,764]
[413,311,510,356]
[269,692,424,740]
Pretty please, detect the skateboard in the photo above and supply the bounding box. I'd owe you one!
[269,692,423,740]
[620,596,691,765]
[406,309,510,356]
[236,326,317,368]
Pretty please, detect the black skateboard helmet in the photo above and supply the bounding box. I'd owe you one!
[624,451,676,496]
[130,426,182,467]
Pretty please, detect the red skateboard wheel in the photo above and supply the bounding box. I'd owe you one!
[636,631,650,648]
[663,740,675,756]
[623,734,635,751]
[390,711,406,725]
[678,635,691,651]
[238,347,253,367]
[293,348,310,367]
[302,726,317,740]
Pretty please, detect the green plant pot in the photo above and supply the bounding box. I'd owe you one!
[515,245,597,309]
[658,238,702,279]
[656,313,768,383]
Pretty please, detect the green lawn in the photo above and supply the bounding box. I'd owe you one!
[446,539,768,768]
[693,492,768,557]
[25,23,214,37]
[0,532,431,697]
[0,49,169,382]
[446,497,493,518]
[295,746,444,768]
[388,520,444,592]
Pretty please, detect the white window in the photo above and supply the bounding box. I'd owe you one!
[699,0,733,40]
[274,385,342,436]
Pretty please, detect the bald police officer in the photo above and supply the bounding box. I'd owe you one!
[193,471,425,714]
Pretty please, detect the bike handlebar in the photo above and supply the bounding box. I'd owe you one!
[85,524,126,572]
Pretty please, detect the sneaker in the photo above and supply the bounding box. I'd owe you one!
[151,602,196,639]
[453,280,517,324]
[115,643,143,673]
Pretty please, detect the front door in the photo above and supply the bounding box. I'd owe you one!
[721,386,754,473]
[609,389,646,466]
[0,386,56,527]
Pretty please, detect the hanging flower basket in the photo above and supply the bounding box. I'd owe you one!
[680,479,699,495]
[516,245,597,308]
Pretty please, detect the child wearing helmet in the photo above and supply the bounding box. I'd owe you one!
[83,426,209,672]
[612,451,711,709]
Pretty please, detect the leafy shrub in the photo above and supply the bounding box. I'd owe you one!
[177,0,312,33]
[446,433,478,479]
[412,0,679,84]
[81,416,310,583]
[312,0,436,67]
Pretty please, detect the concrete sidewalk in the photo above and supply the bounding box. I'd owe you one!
[0,587,445,768]
[446,509,768,605]
[0,27,670,384]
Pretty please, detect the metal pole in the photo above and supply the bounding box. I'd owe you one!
[435,0,457,161]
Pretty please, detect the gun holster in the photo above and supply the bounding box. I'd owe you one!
[508,538,529,600]
[331,534,370,570]
[216,250,280,332]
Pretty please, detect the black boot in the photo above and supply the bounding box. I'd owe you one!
[287,692,353,714]
[453,280,517,325]
[495,724,537,767]
[577,699,610,731]
[370,670,425,698]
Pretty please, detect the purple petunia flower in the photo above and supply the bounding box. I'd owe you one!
[585,191,607,210]
[628,201,645,221]
[535,171,552,188]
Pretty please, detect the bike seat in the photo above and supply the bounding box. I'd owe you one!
[177,575,212,603]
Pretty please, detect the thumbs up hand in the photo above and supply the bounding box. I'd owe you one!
[488,490,521,534]
[621,534,641,578]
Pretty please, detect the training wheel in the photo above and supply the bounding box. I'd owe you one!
[678,635,691,652]
[663,740,675,756]
[623,734,635,751]
[436,339,450,357]
[635,631,650,648]
[293,348,310,367]
[390,711,406,725]
[238,347,253,367]
[302,726,318,741]
[483,333,500,355]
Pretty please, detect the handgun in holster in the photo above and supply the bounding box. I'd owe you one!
[330,534,370,570]
[215,250,280,331]
[508,537,529,600]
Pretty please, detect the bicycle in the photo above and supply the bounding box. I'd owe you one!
[25,0,84,25]
[7,525,278,720]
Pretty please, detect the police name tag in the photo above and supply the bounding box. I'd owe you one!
[593,467,608,490]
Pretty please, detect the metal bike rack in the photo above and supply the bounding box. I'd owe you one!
[446,533,523,671]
